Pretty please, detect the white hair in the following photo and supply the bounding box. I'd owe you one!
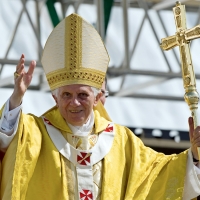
[52,86,100,97]
[52,88,59,97]
[91,87,100,97]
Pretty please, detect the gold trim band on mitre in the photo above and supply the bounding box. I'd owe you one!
[65,14,82,71]
[47,68,105,90]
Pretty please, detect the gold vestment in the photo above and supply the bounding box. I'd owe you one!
[0,106,188,200]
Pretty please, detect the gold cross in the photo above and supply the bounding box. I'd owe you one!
[160,2,200,158]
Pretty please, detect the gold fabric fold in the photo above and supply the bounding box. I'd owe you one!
[0,104,188,200]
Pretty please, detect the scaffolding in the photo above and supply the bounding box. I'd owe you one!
[2,0,200,149]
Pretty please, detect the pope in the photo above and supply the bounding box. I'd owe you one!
[0,13,200,200]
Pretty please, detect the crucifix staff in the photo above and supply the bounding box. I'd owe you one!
[160,1,200,158]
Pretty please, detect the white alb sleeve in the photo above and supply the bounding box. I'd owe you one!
[183,148,200,199]
[0,100,21,151]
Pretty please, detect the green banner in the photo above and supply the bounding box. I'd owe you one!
[46,0,60,27]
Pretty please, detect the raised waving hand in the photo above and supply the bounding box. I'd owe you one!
[10,54,36,110]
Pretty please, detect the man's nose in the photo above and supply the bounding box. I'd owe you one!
[70,97,80,106]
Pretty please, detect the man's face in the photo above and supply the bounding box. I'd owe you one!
[53,84,99,126]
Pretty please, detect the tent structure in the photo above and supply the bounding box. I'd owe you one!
[1,0,200,151]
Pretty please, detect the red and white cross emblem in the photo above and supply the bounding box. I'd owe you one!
[44,118,52,125]
[104,124,113,132]
[79,189,93,200]
[77,152,91,166]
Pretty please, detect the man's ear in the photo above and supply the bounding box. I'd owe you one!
[94,93,101,106]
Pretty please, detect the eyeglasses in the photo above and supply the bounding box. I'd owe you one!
[101,89,109,98]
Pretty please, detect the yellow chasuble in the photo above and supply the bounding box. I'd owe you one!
[0,105,189,200]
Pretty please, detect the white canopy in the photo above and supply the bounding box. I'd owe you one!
[1,1,200,134]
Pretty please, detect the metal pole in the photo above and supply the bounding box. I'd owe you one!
[121,0,130,68]
[36,0,41,60]
[95,0,105,40]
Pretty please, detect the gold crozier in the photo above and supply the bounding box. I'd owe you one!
[160,2,200,158]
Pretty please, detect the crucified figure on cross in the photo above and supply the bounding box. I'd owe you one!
[160,1,200,159]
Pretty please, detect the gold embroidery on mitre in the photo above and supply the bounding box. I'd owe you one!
[46,68,105,90]
[65,13,82,71]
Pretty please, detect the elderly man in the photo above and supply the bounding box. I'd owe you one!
[1,13,200,200]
